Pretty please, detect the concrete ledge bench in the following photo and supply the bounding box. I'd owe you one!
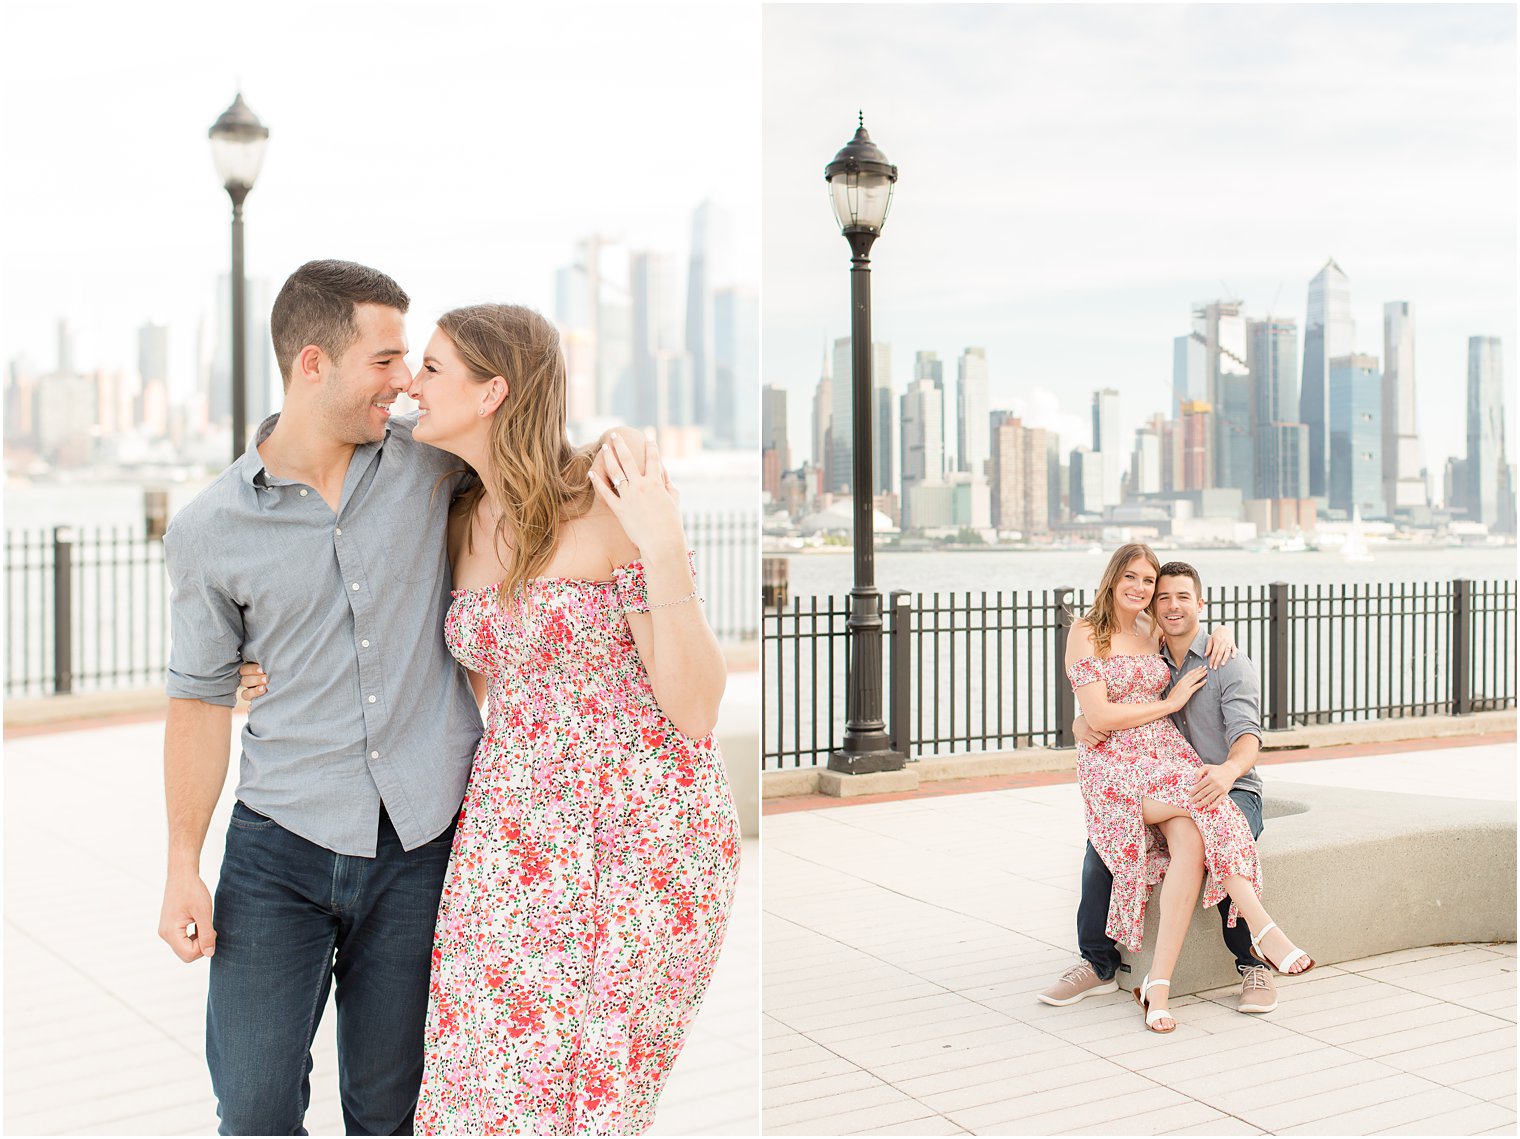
[1118,780,1518,996]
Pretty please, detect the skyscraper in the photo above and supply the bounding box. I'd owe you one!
[873,383,896,498]
[990,415,1050,534]
[1300,259,1355,498]
[629,250,678,428]
[556,236,635,426]
[684,199,732,432]
[138,322,169,387]
[1188,300,1251,494]
[914,350,949,469]
[1182,401,1212,491]
[56,318,76,374]
[137,320,169,435]
[830,337,891,495]
[1091,387,1122,506]
[1172,333,1206,415]
[900,377,944,484]
[762,384,789,498]
[713,284,758,448]
[211,274,274,428]
[811,353,831,479]
[956,348,989,479]
[899,376,945,530]
[1466,336,1507,527]
[1130,421,1162,496]
[1068,446,1103,517]
[1381,302,1425,513]
[1248,317,1305,500]
[1329,354,1384,518]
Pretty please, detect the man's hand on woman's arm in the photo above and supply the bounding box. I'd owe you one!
[1072,715,1109,747]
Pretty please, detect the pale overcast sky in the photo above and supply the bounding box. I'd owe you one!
[763,3,1516,481]
[1,1,758,407]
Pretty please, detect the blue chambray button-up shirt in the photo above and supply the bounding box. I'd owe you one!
[165,413,483,855]
[1160,628,1265,798]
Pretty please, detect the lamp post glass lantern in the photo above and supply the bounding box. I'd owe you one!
[209,92,269,464]
[825,115,904,776]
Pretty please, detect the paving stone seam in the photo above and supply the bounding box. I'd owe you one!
[2,920,202,1066]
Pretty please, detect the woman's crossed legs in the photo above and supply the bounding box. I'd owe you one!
[1140,798,1310,1030]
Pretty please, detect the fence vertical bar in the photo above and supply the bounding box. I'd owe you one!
[52,526,74,695]
[1452,578,1472,715]
[1053,585,1075,747]
[1267,581,1289,730]
[887,590,912,757]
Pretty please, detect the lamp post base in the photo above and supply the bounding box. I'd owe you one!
[828,735,906,775]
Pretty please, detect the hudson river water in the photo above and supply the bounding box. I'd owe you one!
[781,545,1517,597]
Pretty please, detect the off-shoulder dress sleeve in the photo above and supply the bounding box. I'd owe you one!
[613,551,698,615]
[1066,656,1104,689]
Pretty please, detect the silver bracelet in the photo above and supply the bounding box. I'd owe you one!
[649,590,703,610]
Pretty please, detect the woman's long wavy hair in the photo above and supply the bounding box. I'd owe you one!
[1081,542,1161,658]
[439,304,597,605]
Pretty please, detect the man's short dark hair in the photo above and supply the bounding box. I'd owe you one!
[1157,560,1203,598]
[270,260,409,387]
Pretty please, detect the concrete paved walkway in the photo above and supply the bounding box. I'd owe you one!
[3,711,759,1135]
[764,744,1516,1136]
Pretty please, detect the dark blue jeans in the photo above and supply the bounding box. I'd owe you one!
[206,801,454,1135]
[1078,787,1263,980]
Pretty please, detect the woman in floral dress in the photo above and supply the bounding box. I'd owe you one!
[400,304,740,1132]
[1065,543,1312,1033]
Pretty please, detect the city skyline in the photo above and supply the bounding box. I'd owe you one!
[1,3,760,413]
[762,4,1516,481]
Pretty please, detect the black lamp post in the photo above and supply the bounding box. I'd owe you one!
[209,92,269,464]
[826,114,905,776]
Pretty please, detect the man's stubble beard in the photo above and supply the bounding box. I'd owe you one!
[318,367,387,446]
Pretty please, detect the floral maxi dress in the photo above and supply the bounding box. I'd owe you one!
[416,559,742,1135]
[1067,653,1261,953]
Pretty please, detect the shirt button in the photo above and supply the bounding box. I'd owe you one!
[336,527,343,536]
[361,639,371,648]
[351,583,360,591]
[368,695,377,704]
[299,489,308,497]
[370,750,379,759]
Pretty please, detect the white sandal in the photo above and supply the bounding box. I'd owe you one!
[1249,921,1315,975]
[1133,974,1176,1033]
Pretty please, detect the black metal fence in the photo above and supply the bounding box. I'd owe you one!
[5,512,758,699]
[763,578,1517,770]
[5,527,171,698]
[685,512,760,642]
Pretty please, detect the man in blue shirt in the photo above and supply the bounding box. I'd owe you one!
[157,260,481,1134]
[1039,560,1274,1015]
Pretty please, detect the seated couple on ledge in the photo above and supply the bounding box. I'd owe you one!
[1038,543,1313,1034]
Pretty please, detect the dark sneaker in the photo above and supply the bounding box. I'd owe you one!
[1037,960,1119,1006]
[1238,964,1278,1013]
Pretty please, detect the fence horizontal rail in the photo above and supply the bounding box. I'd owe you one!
[5,511,758,698]
[762,578,1517,770]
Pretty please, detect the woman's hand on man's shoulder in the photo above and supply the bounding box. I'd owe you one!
[590,425,649,480]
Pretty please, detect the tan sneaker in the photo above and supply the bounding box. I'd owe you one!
[1037,959,1119,1006]
[1238,964,1278,1013]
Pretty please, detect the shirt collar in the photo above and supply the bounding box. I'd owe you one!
[237,414,282,487]
[237,412,389,489]
[1161,627,1211,667]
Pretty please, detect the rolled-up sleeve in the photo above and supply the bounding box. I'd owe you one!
[1216,656,1264,747]
[164,523,244,706]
